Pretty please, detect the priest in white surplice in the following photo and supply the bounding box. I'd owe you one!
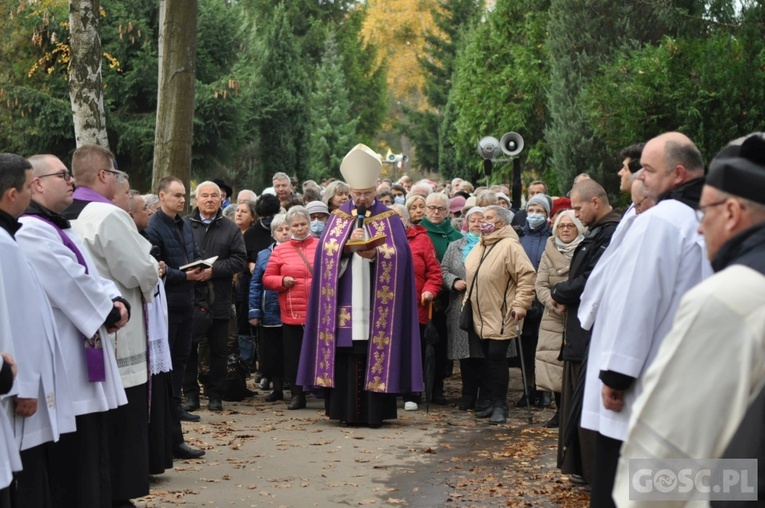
[0,154,76,506]
[62,144,159,505]
[17,154,128,508]
[613,132,765,507]
[578,132,712,507]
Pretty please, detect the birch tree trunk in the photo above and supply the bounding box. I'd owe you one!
[152,0,198,192]
[68,0,109,147]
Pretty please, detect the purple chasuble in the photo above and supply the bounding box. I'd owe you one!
[297,200,423,394]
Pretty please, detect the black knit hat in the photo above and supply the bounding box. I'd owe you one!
[707,133,765,205]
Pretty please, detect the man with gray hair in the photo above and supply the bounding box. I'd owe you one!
[184,181,246,412]
[578,132,712,507]
[273,172,299,210]
[237,189,257,204]
[409,181,434,199]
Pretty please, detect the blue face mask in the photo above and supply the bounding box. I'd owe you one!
[394,195,406,205]
[310,219,325,236]
[527,212,547,229]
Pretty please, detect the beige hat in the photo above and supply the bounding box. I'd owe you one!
[340,144,382,190]
[461,196,477,215]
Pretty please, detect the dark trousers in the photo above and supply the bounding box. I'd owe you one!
[168,305,194,405]
[460,357,483,404]
[481,339,511,405]
[185,318,228,400]
[282,324,304,395]
[12,443,53,508]
[591,432,621,508]
[431,309,449,396]
[517,314,541,397]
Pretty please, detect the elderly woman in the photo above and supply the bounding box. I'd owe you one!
[418,192,463,403]
[441,207,487,410]
[465,205,536,424]
[517,193,553,408]
[534,210,585,429]
[263,206,318,410]
[249,214,290,401]
[405,194,427,225]
[392,204,442,410]
[322,180,350,212]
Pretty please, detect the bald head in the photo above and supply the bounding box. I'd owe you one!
[571,179,610,206]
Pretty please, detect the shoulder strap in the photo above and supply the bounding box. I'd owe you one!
[293,243,313,273]
[465,242,497,301]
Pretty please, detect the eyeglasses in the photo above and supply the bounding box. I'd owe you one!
[37,170,73,182]
[556,223,577,230]
[427,205,447,213]
[695,199,727,221]
[101,168,125,178]
[351,192,374,200]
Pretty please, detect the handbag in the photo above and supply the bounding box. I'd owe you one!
[458,243,496,331]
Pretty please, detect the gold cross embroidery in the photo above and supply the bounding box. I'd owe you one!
[319,331,333,346]
[372,331,390,350]
[316,373,332,387]
[323,238,340,255]
[321,285,336,299]
[338,307,351,326]
[378,244,395,259]
[367,376,386,392]
[376,285,394,304]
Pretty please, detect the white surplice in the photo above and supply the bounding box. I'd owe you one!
[0,254,21,489]
[71,203,158,389]
[613,265,765,507]
[17,216,127,416]
[0,227,76,452]
[579,199,711,441]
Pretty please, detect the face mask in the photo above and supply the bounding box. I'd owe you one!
[479,222,495,235]
[527,212,546,229]
[394,195,406,205]
[310,219,325,236]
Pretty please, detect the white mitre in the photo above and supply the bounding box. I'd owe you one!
[340,144,382,189]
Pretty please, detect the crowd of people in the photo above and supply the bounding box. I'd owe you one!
[0,131,764,507]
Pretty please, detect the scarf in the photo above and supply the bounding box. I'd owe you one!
[462,232,480,262]
[554,234,584,259]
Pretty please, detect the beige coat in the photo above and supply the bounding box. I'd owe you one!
[534,237,571,392]
[464,226,536,340]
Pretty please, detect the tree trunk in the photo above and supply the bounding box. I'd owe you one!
[69,0,109,147]
[152,0,198,194]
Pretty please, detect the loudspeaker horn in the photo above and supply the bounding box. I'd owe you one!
[499,132,524,156]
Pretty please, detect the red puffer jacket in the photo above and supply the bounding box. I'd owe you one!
[263,236,318,325]
[407,225,443,324]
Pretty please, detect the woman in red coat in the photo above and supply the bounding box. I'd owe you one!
[263,206,318,410]
[392,204,442,410]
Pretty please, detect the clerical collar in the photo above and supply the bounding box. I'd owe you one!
[658,177,704,210]
[0,209,21,238]
[25,200,72,230]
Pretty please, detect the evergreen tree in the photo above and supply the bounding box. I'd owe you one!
[307,33,358,181]
[253,3,309,190]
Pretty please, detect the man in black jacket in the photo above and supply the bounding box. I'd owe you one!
[551,179,621,486]
[144,176,206,459]
[183,181,246,412]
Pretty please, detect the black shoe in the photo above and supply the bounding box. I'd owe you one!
[173,442,205,460]
[475,404,495,418]
[489,405,507,425]
[431,393,448,405]
[458,397,475,411]
[538,391,552,408]
[474,399,491,412]
[182,393,200,412]
[208,398,223,411]
[516,394,531,408]
[179,408,201,422]
[287,394,306,410]
[265,390,284,402]
[544,413,560,428]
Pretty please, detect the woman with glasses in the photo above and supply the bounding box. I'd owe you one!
[534,210,585,429]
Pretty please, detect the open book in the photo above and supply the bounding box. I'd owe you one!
[179,256,218,272]
[344,234,387,254]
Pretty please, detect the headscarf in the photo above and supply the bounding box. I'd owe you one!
[552,210,585,259]
[461,207,485,261]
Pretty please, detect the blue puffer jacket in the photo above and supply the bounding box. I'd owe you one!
[145,208,200,309]
[248,244,281,326]
[519,222,551,270]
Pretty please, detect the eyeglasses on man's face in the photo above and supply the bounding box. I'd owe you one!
[37,170,73,182]
[695,199,727,221]
[351,191,374,200]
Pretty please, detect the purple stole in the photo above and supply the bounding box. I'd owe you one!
[307,206,410,393]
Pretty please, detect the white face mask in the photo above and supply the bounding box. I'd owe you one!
[526,212,546,229]
[310,219,325,236]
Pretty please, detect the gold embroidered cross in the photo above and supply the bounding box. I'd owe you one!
[319,331,333,346]
[323,238,339,255]
[321,285,335,299]
[372,331,390,350]
[316,373,332,387]
[376,285,394,304]
[378,244,395,259]
[338,307,351,326]
[367,376,386,392]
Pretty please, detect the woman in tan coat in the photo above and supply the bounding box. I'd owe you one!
[534,210,585,427]
[464,205,536,424]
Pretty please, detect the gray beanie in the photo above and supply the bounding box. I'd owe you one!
[526,194,551,216]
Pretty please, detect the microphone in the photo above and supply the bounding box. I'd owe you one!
[356,205,366,229]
